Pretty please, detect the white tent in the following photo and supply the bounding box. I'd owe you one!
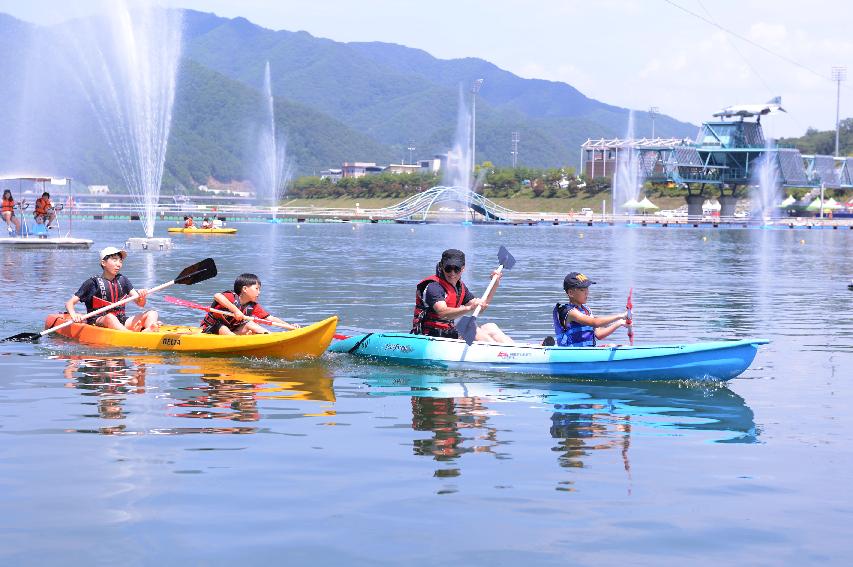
[702,199,721,211]
[778,195,796,207]
[806,197,842,211]
[637,196,659,210]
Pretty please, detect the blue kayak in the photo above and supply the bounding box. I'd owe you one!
[328,333,769,381]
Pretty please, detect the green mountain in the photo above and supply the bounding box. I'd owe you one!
[0,9,699,191]
[181,10,697,169]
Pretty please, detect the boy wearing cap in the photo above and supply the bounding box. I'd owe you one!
[552,272,626,347]
[411,248,513,344]
[64,247,160,332]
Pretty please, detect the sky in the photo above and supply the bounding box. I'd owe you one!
[1,0,851,138]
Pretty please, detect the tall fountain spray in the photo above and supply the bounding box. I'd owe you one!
[258,61,292,216]
[443,87,473,191]
[750,140,781,222]
[69,1,182,246]
[612,110,645,215]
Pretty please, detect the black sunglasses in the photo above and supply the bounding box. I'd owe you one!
[443,264,462,274]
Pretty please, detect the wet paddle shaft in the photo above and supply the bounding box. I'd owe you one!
[456,246,516,345]
[4,258,217,342]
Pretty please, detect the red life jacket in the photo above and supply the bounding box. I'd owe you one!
[1,197,13,213]
[201,291,263,330]
[411,275,467,334]
[89,275,129,319]
[184,218,194,228]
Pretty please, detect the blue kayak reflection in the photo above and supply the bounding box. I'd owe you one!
[358,369,757,476]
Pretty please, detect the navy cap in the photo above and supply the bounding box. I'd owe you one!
[440,249,465,268]
[563,272,596,290]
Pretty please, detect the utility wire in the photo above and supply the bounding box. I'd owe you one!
[663,0,847,88]
[694,0,809,134]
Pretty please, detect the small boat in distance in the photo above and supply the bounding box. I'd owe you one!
[0,175,93,249]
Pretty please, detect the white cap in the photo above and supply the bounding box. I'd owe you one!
[99,246,127,260]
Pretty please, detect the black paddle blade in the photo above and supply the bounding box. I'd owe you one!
[174,258,217,285]
[498,246,516,270]
[456,316,477,345]
[2,332,41,343]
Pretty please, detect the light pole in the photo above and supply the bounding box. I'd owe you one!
[471,78,484,174]
[832,66,846,157]
[648,106,659,139]
[407,139,416,165]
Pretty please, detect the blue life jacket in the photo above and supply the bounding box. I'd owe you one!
[552,302,596,347]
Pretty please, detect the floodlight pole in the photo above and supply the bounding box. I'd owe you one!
[832,66,846,157]
[471,79,484,174]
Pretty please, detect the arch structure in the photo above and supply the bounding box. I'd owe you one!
[377,186,516,222]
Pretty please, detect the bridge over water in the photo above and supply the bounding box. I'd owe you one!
[375,185,518,222]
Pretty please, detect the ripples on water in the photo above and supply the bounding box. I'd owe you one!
[1,221,851,564]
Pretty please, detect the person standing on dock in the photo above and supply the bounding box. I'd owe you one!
[411,249,513,344]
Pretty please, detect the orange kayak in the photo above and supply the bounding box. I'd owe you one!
[44,314,338,359]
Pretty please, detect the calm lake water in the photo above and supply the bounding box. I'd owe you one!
[1,220,851,565]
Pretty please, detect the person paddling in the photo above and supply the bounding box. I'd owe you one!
[411,249,513,344]
[65,247,160,332]
[551,272,626,347]
[200,273,300,335]
[183,215,195,229]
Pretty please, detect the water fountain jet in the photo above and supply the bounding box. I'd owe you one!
[66,1,182,250]
[257,61,292,221]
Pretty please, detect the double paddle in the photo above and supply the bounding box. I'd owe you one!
[456,246,516,345]
[626,288,634,346]
[163,295,350,340]
[3,258,218,343]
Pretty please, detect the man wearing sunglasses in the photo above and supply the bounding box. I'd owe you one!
[411,249,513,344]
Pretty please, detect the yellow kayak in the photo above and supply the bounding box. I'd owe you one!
[44,314,338,359]
[168,227,237,234]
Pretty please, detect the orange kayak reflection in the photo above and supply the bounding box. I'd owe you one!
[57,354,336,434]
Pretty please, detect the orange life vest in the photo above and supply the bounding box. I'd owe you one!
[1,197,13,213]
[35,197,52,216]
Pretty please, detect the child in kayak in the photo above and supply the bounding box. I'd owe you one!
[65,247,160,332]
[551,272,627,347]
[200,273,300,335]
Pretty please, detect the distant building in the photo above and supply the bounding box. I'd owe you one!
[419,155,445,174]
[320,168,343,182]
[386,164,421,175]
[365,165,386,175]
[88,185,110,194]
[342,162,377,178]
[198,184,255,198]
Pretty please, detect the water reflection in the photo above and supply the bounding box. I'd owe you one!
[59,354,335,435]
[361,370,756,487]
[61,355,148,434]
[170,359,336,430]
[411,395,502,477]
